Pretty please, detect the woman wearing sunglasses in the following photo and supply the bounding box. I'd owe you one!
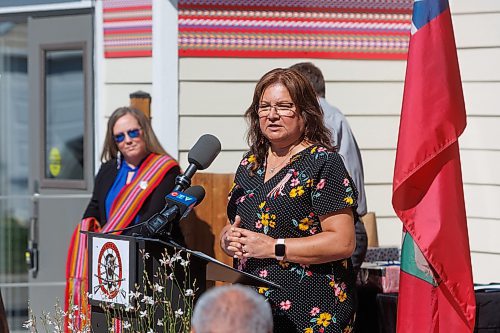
[64,107,181,330]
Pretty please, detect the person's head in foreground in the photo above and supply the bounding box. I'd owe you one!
[191,284,273,333]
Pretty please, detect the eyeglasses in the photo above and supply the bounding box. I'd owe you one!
[114,128,141,143]
[256,102,296,118]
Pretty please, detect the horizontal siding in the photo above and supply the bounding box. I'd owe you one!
[470,252,500,284]
[180,81,406,116]
[461,117,500,150]
[104,84,152,117]
[179,58,407,82]
[179,81,254,116]
[325,82,404,115]
[458,48,500,81]
[365,184,394,217]
[468,218,500,253]
[362,150,395,184]
[179,81,500,119]
[374,217,402,247]
[463,82,500,116]
[461,150,500,185]
[104,58,152,83]
[345,116,400,149]
[362,149,500,185]
[364,185,500,229]
[179,116,247,150]
[451,0,500,14]
[464,184,500,219]
[177,5,500,284]
[179,151,244,174]
[180,116,404,150]
[454,13,500,48]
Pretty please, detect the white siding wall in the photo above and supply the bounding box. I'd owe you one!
[452,1,500,283]
[98,57,153,156]
[97,0,499,283]
[177,0,500,283]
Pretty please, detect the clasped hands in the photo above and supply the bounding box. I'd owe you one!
[223,215,274,259]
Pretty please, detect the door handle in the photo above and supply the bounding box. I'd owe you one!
[26,184,40,278]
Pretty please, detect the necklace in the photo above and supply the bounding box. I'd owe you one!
[268,157,289,174]
[267,145,296,174]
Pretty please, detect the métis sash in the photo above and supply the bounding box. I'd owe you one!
[64,154,177,332]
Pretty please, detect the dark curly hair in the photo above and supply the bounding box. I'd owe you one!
[244,68,333,171]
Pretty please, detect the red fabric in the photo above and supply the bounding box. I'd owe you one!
[392,7,475,333]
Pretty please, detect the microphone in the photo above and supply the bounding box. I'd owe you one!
[174,134,221,192]
[143,185,206,237]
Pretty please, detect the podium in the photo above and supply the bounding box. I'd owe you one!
[87,232,279,332]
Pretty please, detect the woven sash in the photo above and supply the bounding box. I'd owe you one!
[64,154,177,332]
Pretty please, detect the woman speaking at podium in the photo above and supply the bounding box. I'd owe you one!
[220,68,358,332]
[64,107,180,331]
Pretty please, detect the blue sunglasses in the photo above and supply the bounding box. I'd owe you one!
[114,128,141,143]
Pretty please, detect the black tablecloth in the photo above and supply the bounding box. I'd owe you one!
[363,290,500,333]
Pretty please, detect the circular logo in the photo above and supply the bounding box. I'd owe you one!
[171,192,179,196]
[97,242,123,299]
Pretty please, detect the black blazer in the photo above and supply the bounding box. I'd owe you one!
[83,157,182,240]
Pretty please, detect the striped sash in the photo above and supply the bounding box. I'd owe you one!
[64,154,177,332]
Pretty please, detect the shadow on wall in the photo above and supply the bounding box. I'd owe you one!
[180,173,235,270]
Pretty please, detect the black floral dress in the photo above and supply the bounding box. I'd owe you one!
[227,145,358,333]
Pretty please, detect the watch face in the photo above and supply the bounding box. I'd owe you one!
[275,243,286,257]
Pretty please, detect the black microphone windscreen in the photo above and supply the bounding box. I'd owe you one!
[184,185,206,206]
[187,134,221,170]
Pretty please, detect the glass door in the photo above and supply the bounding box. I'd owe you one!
[26,12,94,326]
[0,17,30,332]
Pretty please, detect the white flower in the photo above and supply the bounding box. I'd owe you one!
[141,295,154,305]
[124,303,135,312]
[153,283,164,292]
[180,259,189,267]
[108,327,114,332]
[175,309,184,317]
[159,257,170,267]
[147,329,154,333]
[139,310,147,318]
[185,289,194,297]
[157,319,164,326]
[22,319,33,328]
[168,273,175,280]
[123,321,131,329]
[129,291,141,299]
[172,253,182,262]
[71,305,79,311]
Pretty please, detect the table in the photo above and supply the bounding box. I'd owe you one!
[375,291,500,333]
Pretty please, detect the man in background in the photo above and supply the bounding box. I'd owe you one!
[191,284,273,333]
[290,62,368,274]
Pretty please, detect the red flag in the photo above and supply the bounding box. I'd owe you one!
[392,0,476,332]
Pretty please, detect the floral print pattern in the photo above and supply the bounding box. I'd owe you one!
[228,145,358,332]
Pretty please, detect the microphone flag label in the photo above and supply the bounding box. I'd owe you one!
[167,191,197,206]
